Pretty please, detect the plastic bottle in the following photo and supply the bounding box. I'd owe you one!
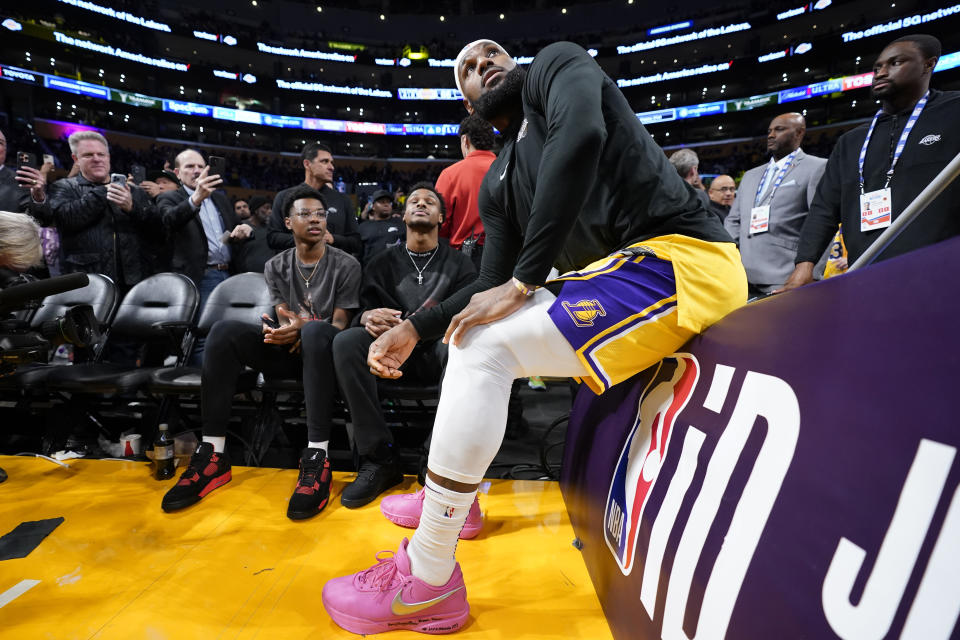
[154,423,175,480]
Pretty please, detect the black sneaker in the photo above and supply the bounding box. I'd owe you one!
[161,442,232,512]
[287,447,332,520]
[341,456,404,509]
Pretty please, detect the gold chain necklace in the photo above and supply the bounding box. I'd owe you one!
[296,255,322,290]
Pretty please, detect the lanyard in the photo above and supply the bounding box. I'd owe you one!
[754,149,799,207]
[858,91,928,193]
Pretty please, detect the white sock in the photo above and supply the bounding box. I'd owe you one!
[408,477,477,586]
[202,436,226,453]
[308,440,328,453]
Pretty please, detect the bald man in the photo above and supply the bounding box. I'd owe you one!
[157,149,253,361]
[707,174,736,222]
[724,113,826,297]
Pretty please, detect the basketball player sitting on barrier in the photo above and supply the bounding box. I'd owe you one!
[161,185,360,520]
[321,40,747,635]
[332,182,476,509]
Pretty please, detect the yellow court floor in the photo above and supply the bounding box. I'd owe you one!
[0,455,611,639]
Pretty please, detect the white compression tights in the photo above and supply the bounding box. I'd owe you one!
[427,289,589,485]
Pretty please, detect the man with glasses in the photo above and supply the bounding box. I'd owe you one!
[706,174,736,222]
[161,185,361,520]
[725,113,826,297]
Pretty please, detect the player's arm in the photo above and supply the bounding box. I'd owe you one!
[781,149,843,290]
[513,42,606,286]
[408,181,518,341]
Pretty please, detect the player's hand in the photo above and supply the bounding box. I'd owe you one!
[368,320,419,378]
[444,280,527,347]
[773,261,815,294]
[363,308,403,338]
[15,166,46,202]
[263,307,306,348]
[106,182,134,212]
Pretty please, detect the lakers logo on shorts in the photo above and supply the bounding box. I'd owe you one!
[562,299,607,327]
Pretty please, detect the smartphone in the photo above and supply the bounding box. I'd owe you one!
[208,155,226,180]
[130,164,146,184]
[262,316,280,330]
[17,151,38,170]
[110,173,127,186]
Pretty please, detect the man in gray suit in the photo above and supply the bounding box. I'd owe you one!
[725,113,826,297]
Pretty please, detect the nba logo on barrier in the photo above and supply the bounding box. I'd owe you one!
[603,355,699,575]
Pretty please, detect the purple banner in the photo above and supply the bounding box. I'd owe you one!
[561,237,960,640]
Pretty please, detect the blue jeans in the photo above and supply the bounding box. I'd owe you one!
[189,268,230,366]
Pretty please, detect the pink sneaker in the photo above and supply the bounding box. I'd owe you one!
[380,489,483,539]
[322,538,469,635]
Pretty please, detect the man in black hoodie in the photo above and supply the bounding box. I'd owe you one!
[783,34,959,290]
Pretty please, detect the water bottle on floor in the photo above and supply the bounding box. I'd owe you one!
[154,423,175,480]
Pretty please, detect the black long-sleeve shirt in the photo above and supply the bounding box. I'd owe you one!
[796,89,960,265]
[409,42,730,340]
[364,242,476,341]
[267,182,361,256]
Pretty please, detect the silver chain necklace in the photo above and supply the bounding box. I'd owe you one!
[406,247,438,285]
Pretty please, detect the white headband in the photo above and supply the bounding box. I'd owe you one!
[454,39,510,94]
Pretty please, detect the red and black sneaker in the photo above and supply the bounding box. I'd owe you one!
[287,447,331,520]
[161,442,232,512]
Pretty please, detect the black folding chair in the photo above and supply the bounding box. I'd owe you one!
[148,272,274,463]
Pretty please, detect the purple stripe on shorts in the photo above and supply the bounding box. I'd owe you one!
[547,256,677,353]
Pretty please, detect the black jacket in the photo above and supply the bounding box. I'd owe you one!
[47,173,158,287]
[410,42,731,339]
[157,187,242,284]
[267,182,361,256]
[797,89,960,265]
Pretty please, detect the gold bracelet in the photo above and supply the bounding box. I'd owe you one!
[512,277,538,297]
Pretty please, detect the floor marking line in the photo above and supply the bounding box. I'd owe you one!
[0,579,41,609]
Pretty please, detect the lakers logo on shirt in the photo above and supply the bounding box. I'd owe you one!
[562,299,606,327]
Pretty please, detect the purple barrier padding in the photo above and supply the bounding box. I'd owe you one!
[561,236,960,640]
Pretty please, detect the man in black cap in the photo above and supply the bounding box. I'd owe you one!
[358,189,405,262]
[233,195,276,273]
[139,169,181,200]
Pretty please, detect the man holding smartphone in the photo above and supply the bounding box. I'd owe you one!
[0,129,51,222]
[47,131,157,293]
[157,149,253,362]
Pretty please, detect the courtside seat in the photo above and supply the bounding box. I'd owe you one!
[148,272,273,394]
[43,273,199,396]
[1,274,119,393]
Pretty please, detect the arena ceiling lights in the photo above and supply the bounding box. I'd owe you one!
[255,42,356,62]
[776,0,832,21]
[617,61,732,88]
[56,0,171,32]
[52,31,189,72]
[6,55,957,137]
[618,21,752,54]
[841,4,960,42]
